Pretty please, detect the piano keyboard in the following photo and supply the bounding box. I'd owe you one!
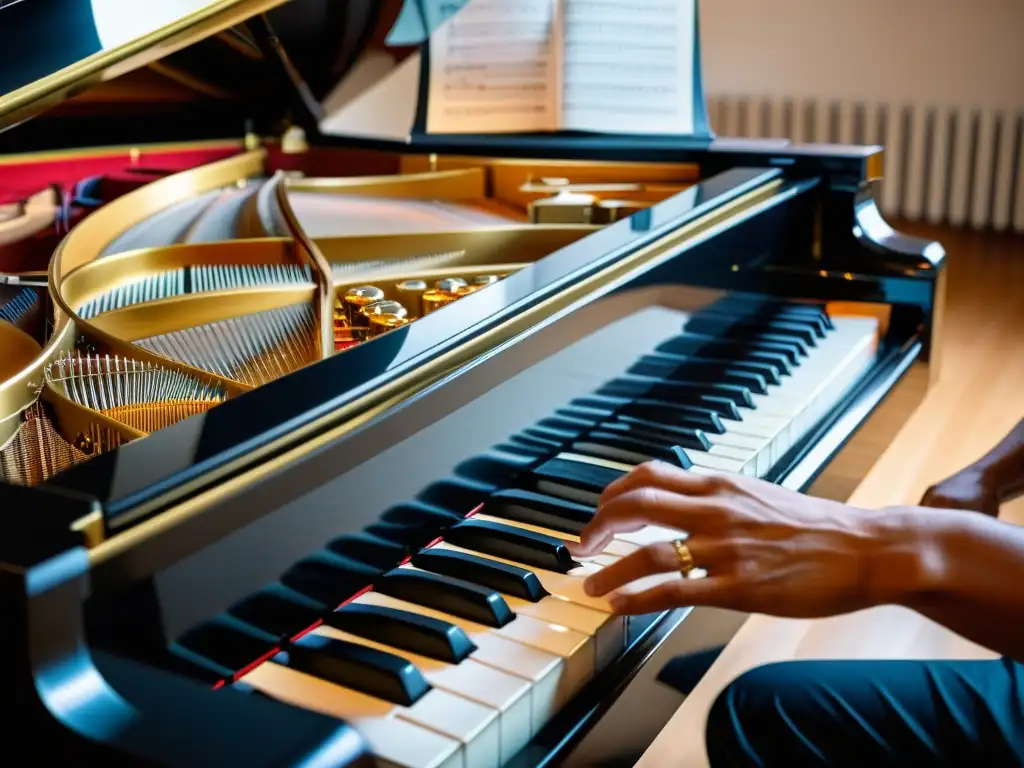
[164,298,879,768]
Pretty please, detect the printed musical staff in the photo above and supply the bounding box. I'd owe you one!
[425,0,699,136]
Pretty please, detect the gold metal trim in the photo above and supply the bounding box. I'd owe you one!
[88,177,785,561]
[0,0,292,130]
[58,238,297,307]
[273,175,335,360]
[315,226,597,277]
[285,169,489,200]
[48,149,268,327]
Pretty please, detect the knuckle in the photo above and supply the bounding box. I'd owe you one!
[630,461,664,486]
[705,472,737,493]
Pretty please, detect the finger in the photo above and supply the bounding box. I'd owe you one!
[608,576,733,615]
[582,537,720,597]
[598,460,718,507]
[569,487,723,557]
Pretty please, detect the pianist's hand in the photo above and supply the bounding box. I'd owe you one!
[567,461,940,619]
[920,467,1000,517]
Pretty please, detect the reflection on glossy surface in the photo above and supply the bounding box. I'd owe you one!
[45,168,780,514]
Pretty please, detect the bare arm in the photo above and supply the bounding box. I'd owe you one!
[570,463,1024,662]
[922,418,1024,516]
[893,508,1024,658]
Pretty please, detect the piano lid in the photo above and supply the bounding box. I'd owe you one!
[0,0,720,162]
[0,0,462,134]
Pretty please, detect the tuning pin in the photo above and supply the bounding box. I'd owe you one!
[342,286,385,326]
[435,277,468,293]
[365,301,412,337]
[456,275,500,294]
[359,299,408,325]
[395,279,428,315]
[422,289,457,315]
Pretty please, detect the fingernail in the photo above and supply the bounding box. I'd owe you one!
[583,577,599,596]
[609,594,626,612]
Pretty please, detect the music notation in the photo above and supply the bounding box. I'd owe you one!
[426,0,700,136]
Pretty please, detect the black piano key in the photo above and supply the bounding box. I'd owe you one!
[486,487,594,536]
[228,584,326,641]
[573,430,694,468]
[569,396,727,434]
[364,521,439,552]
[444,518,579,574]
[628,357,768,394]
[171,615,279,680]
[558,403,616,421]
[327,532,409,571]
[522,425,577,446]
[158,650,235,686]
[455,451,535,487]
[375,568,515,628]
[635,353,782,386]
[419,477,497,513]
[281,552,381,608]
[601,376,754,409]
[282,634,431,707]
[600,418,712,452]
[530,456,627,497]
[494,441,552,460]
[709,301,830,336]
[537,414,599,432]
[381,500,464,534]
[511,432,564,452]
[657,334,799,369]
[685,315,818,348]
[325,603,476,664]
[412,548,547,602]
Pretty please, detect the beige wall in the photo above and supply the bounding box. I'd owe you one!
[700,0,1024,110]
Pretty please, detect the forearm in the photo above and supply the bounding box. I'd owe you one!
[972,418,1024,503]
[869,508,1024,661]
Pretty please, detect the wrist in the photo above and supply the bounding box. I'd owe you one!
[860,507,961,607]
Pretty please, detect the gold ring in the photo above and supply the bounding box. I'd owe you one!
[671,538,696,576]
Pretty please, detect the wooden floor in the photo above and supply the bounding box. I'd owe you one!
[638,222,1024,767]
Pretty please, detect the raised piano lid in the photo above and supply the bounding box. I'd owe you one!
[0,0,883,179]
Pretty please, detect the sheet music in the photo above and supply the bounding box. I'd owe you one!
[426,0,561,134]
[560,0,696,135]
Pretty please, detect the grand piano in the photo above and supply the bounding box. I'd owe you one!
[0,2,947,766]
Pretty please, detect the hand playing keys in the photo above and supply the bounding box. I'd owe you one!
[567,461,937,618]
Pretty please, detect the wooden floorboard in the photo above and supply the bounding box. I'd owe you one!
[637,223,1024,767]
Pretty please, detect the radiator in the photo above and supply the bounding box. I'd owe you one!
[708,96,1024,234]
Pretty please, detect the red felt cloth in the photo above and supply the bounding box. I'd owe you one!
[0,144,242,205]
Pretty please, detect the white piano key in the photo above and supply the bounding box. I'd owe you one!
[315,625,533,761]
[355,591,593,721]
[241,662,467,768]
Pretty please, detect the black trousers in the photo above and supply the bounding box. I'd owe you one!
[703,657,1024,767]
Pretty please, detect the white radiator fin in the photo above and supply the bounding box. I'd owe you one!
[709,97,1024,233]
